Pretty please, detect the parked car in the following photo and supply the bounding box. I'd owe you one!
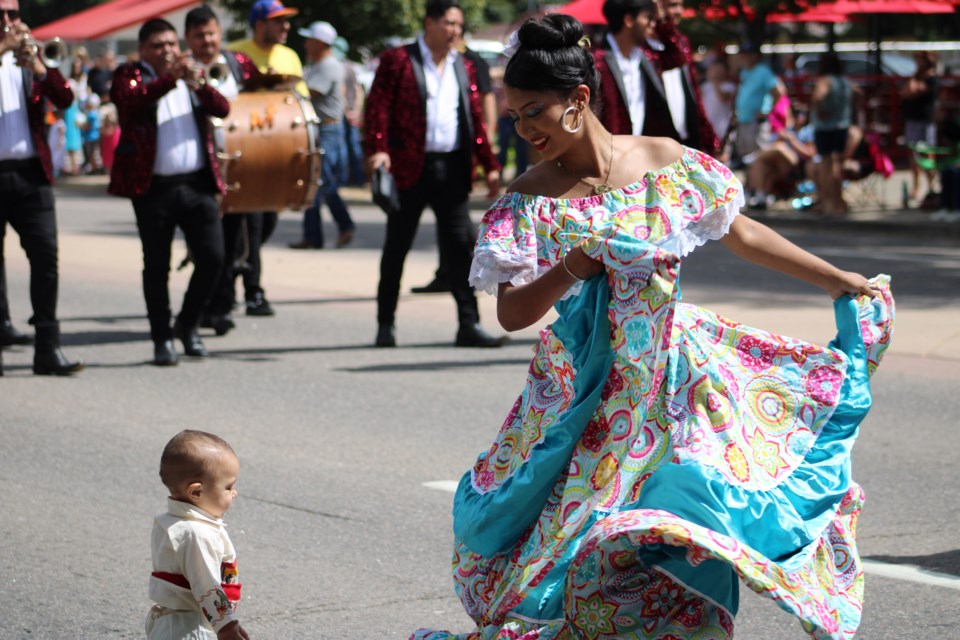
[795,52,917,76]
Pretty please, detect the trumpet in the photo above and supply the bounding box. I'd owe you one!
[205,61,231,88]
[24,36,68,68]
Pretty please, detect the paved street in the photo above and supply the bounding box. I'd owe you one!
[1,184,958,639]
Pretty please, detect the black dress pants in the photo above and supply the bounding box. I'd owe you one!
[132,172,224,342]
[377,151,479,327]
[0,159,59,326]
[208,211,277,315]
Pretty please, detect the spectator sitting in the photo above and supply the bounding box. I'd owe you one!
[747,106,815,209]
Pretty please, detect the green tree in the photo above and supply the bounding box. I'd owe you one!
[19,0,107,29]
[218,0,527,57]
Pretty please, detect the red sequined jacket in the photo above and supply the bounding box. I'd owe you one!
[19,67,74,184]
[108,63,230,199]
[364,43,499,191]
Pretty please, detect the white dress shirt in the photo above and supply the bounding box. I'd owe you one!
[662,67,689,140]
[418,36,460,153]
[606,34,645,136]
[147,62,204,176]
[202,53,238,101]
[0,51,36,161]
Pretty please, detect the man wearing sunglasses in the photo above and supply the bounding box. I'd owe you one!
[0,0,83,376]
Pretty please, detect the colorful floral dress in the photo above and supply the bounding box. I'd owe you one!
[412,148,894,640]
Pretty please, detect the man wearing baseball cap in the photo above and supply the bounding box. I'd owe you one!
[289,21,355,250]
[228,0,307,98]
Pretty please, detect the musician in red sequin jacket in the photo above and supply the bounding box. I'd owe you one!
[108,63,229,198]
[364,43,500,191]
[594,19,719,156]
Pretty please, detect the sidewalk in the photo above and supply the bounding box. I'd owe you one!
[53,170,960,239]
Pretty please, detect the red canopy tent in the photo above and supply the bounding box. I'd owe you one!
[32,0,200,41]
[554,0,607,25]
[555,0,954,26]
[768,0,955,21]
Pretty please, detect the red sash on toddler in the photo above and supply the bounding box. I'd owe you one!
[152,561,242,602]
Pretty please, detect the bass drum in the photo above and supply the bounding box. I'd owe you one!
[212,90,321,214]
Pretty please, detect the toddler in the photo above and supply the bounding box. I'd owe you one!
[147,430,249,639]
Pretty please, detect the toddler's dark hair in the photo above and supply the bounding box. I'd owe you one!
[159,430,235,490]
[503,14,601,110]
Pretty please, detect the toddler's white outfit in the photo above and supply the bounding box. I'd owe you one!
[146,498,241,639]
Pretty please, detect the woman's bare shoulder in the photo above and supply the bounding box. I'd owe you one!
[506,161,551,196]
[619,136,686,175]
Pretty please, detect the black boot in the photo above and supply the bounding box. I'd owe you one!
[33,322,84,376]
[1,319,33,346]
[173,318,208,357]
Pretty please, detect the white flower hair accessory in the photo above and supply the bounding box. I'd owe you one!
[504,30,521,58]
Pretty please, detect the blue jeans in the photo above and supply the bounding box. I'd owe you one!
[302,123,354,247]
[497,114,529,176]
[343,118,366,186]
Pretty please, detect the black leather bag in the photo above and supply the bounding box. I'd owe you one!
[371,166,400,216]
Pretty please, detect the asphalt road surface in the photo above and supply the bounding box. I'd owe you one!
[0,189,957,639]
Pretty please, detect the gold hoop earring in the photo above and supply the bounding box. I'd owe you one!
[561,106,583,134]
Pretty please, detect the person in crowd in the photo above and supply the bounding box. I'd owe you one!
[733,41,780,164]
[901,50,939,204]
[811,52,855,215]
[0,0,83,376]
[184,5,270,336]
[746,104,816,208]
[86,47,116,100]
[147,430,248,640]
[411,25,496,296]
[80,93,100,174]
[98,101,119,173]
[226,0,308,317]
[63,73,83,176]
[647,0,720,155]
[364,0,504,348]
[700,57,735,156]
[109,18,229,366]
[333,36,366,186]
[288,21,356,251]
[495,66,530,180]
[45,108,66,178]
[410,14,893,640]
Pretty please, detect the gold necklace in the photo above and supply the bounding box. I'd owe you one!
[556,134,615,195]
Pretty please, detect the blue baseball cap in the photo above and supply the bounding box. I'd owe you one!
[249,0,298,27]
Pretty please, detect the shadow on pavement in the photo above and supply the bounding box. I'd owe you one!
[340,357,532,373]
[865,549,960,577]
[61,329,149,346]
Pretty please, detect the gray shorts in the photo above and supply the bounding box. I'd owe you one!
[904,119,936,147]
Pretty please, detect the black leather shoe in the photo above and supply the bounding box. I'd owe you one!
[455,324,509,348]
[201,312,235,336]
[0,320,32,347]
[375,324,396,347]
[173,321,208,357]
[246,293,275,317]
[152,339,179,367]
[33,348,84,375]
[411,276,451,294]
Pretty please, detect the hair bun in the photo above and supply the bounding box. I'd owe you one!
[517,13,585,53]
